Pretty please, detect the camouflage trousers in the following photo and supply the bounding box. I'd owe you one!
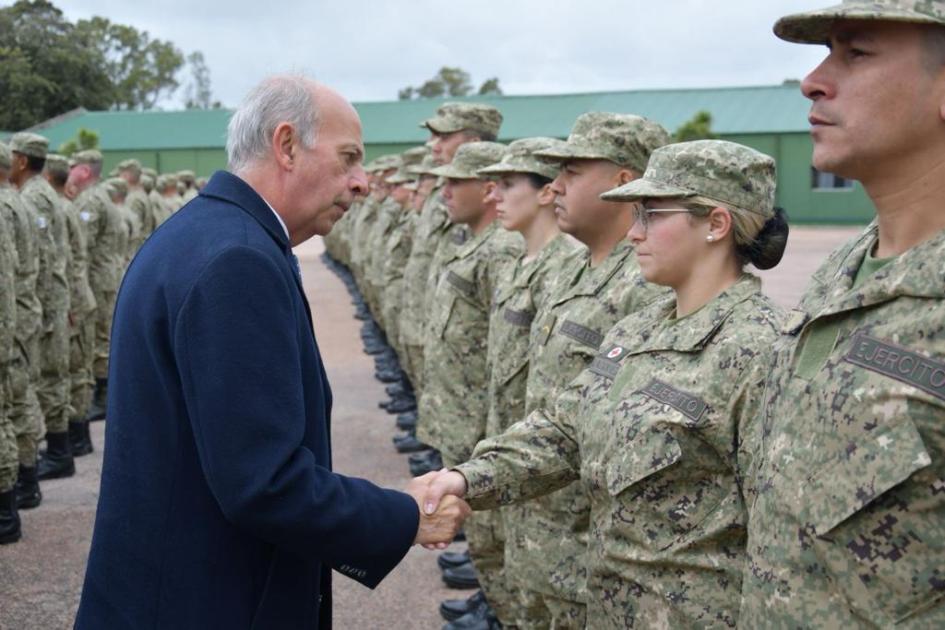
[92,289,117,379]
[37,315,71,433]
[69,317,95,419]
[0,369,19,492]
[466,509,521,628]
[504,500,588,630]
[9,334,44,466]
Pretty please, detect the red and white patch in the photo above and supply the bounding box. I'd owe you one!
[607,347,624,360]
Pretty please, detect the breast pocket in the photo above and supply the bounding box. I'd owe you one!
[603,395,731,552]
[801,417,941,624]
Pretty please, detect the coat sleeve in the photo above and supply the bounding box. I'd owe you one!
[174,245,419,588]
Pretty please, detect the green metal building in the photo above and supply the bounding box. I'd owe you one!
[22,84,873,224]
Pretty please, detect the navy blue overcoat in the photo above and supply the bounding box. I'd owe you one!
[75,171,419,629]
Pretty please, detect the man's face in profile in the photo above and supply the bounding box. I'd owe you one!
[290,91,368,238]
[801,20,945,181]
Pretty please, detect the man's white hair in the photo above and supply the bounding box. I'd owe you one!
[226,74,320,174]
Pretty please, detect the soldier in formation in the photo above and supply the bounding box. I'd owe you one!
[327,3,945,624]
[0,135,205,544]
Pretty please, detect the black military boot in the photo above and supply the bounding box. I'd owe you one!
[85,377,108,421]
[36,432,75,481]
[0,490,21,544]
[440,590,486,622]
[69,418,94,457]
[14,465,41,510]
[396,410,418,431]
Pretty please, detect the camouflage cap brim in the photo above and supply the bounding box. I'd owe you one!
[420,115,465,135]
[429,163,479,179]
[477,154,558,179]
[533,138,614,163]
[600,178,695,203]
[386,173,419,184]
[774,1,945,44]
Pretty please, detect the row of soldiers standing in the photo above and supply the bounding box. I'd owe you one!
[0,133,201,544]
[323,103,672,629]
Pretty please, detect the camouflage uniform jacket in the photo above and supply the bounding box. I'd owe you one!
[743,224,945,628]
[365,197,405,295]
[76,184,124,296]
[458,274,782,628]
[380,208,418,344]
[400,185,448,348]
[0,189,17,366]
[501,239,668,601]
[416,221,522,466]
[126,188,152,247]
[0,186,41,348]
[148,189,168,228]
[62,198,97,318]
[349,194,382,276]
[21,175,70,333]
[119,204,141,265]
[485,234,583,438]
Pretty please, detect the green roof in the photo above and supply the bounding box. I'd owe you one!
[27,84,811,152]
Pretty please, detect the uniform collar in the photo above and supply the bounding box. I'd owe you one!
[624,273,763,355]
[812,223,945,320]
[554,238,635,303]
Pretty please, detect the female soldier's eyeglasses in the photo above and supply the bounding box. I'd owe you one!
[633,207,702,233]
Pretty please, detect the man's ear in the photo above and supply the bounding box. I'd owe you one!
[481,180,497,202]
[273,122,297,171]
[613,168,638,187]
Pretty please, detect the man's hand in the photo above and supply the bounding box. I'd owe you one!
[406,472,471,549]
[422,470,468,515]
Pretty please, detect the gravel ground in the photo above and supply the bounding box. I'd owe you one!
[0,226,863,629]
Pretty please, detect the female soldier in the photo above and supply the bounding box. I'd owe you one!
[443,138,583,629]
[426,140,789,628]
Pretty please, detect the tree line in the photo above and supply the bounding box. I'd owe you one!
[0,0,218,131]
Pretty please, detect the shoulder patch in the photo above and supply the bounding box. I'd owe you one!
[845,332,945,402]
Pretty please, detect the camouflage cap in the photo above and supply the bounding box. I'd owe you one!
[420,102,503,138]
[368,153,401,173]
[601,140,776,216]
[387,146,429,184]
[71,150,103,166]
[142,167,158,178]
[430,142,508,179]
[159,173,179,188]
[478,137,568,180]
[105,177,128,197]
[178,169,196,184]
[44,153,70,177]
[9,132,49,159]
[0,143,10,169]
[117,158,142,175]
[774,0,945,44]
[141,173,155,192]
[535,112,671,172]
[408,152,438,177]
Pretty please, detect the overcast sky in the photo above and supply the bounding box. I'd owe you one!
[52,0,828,108]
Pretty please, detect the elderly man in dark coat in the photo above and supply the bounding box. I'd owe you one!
[74,76,469,629]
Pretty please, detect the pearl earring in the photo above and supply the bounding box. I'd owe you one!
[706,235,715,242]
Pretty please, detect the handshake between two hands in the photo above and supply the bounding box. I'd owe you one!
[405,469,471,550]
